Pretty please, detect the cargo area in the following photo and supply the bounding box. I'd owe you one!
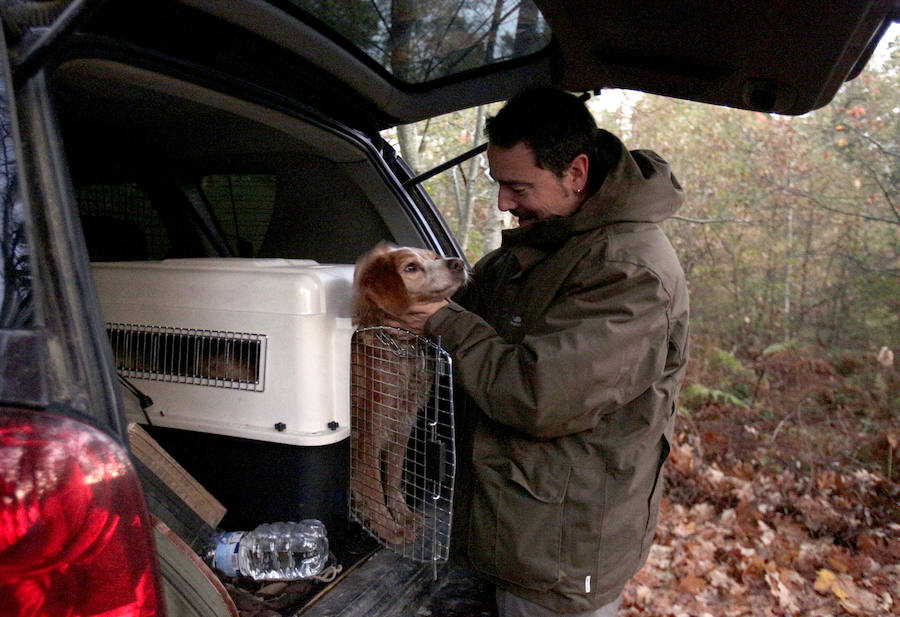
[49,54,483,614]
[104,259,483,616]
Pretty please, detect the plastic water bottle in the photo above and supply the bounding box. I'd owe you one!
[210,520,329,580]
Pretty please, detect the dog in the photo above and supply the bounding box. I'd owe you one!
[350,242,466,544]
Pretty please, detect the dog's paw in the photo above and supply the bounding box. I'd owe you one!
[372,517,417,545]
[392,505,423,528]
[386,494,425,529]
[353,496,417,545]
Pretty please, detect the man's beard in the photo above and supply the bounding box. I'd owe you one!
[512,210,538,226]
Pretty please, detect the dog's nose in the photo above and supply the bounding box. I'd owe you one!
[447,258,464,271]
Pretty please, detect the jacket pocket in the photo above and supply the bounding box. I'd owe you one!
[468,457,571,591]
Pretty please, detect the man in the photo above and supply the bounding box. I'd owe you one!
[395,87,689,616]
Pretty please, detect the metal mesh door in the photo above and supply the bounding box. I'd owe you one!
[349,327,455,563]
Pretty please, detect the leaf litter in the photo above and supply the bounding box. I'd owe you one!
[621,344,898,617]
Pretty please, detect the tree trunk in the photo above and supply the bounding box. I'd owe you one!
[390,0,420,173]
[485,0,504,61]
[389,0,415,79]
[784,201,793,343]
[396,124,421,174]
[451,167,463,224]
[483,184,503,253]
[456,106,486,251]
[513,0,541,55]
[466,0,508,255]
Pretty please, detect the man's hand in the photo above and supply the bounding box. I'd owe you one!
[383,299,450,335]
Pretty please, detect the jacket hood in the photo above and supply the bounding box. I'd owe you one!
[501,130,684,250]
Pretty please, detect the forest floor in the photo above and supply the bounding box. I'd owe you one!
[620,341,899,617]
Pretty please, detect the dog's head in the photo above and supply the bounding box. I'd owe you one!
[353,242,467,326]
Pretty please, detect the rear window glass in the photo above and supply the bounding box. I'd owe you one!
[201,174,276,257]
[77,184,169,261]
[289,0,551,84]
[1,112,31,329]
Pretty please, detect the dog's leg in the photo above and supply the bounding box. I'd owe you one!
[373,399,419,544]
[352,405,412,543]
[383,423,421,530]
[351,349,415,545]
[384,358,434,532]
[383,376,427,532]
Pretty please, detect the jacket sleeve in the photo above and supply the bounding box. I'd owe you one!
[426,258,674,440]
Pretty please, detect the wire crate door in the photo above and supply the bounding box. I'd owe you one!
[349,327,456,563]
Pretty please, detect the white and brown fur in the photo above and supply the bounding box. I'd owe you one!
[350,242,466,544]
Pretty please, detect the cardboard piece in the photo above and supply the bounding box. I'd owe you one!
[128,422,226,528]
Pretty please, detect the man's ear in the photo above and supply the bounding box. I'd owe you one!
[566,153,590,193]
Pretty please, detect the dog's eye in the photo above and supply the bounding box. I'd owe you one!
[404,263,418,272]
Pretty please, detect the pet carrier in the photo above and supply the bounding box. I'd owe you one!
[92,258,356,531]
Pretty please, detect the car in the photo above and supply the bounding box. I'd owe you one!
[1,1,895,616]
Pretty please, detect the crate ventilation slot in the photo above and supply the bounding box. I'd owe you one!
[349,326,456,563]
[107,323,266,391]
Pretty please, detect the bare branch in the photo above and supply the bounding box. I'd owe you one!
[671,215,752,224]
[834,252,900,277]
[848,155,899,222]
[844,123,900,159]
[772,184,900,225]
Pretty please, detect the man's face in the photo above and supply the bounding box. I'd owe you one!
[487,141,586,227]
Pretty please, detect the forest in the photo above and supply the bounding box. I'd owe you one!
[385,33,900,617]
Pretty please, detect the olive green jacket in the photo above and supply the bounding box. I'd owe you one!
[426,130,690,612]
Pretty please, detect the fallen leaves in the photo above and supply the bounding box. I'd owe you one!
[621,435,900,617]
[624,345,899,616]
[815,568,888,616]
[677,574,706,594]
[224,579,316,617]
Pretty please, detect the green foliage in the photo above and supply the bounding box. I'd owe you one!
[625,53,900,354]
[762,340,798,356]
[715,348,750,373]
[682,342,756,410]
[681,383,749,408]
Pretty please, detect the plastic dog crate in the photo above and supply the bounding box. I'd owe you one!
[93,258,356,446]
[93,258,356,531]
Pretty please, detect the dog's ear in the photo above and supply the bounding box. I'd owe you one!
[354,245,411,318]
[353,241,396,287]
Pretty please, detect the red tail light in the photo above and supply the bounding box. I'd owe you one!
[0,408,165,617]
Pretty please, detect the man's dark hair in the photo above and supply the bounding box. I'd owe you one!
[485,87,598,178]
